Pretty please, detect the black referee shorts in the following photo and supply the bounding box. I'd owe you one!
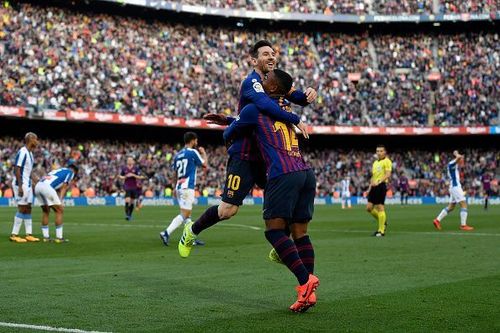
[368,183,387,205]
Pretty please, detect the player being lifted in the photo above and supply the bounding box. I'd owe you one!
[340,174,352,209]
[160,132,207,246]
[366,145,392,237]
[119,157,145,221]
[433,151,474,231]
[178,40,316,256]
[10,132,40,243]
[34,165,78,243]
[222,69,319,312]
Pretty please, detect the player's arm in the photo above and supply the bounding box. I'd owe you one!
[58,183,69,201]
[197,147,208,168]
[378,160,393,185]
[223,105,259,142]
[286,86,316,106]
[118,169,126,180]
[15,166,23,196]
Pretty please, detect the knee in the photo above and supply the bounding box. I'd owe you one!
[218,204,238,219]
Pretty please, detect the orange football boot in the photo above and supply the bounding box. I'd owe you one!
[289,274,320,313]
[433,219,442,230]
[460,225,474,231]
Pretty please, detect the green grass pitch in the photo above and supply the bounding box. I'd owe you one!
[0,204,499,332]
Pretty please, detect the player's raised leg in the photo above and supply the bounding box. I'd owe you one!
[434,204,454,230]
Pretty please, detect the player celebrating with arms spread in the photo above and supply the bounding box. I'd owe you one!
[366,145,392,237]
[119,157,145,221]
[433,151,474,231]
[10,132,40,243]
[179,40,316,255]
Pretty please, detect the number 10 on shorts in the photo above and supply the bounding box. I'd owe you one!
[227,174,241,191]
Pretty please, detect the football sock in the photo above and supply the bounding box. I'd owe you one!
[56,225,63,239]
[294,235,315,274]
[192,205,221,235]
[265,229,309,285]
[41,225,49,239]
[437,207,448,221]
[370,209,379,221]
[125,203,130,216]
[460,208,468,226]
[347,199,351,208]
[378,211,387,233]
[484,197,488,210]
[129,203,135,217]
[166,214,184,236]
[12,213,23,235]
[24,215,33,235]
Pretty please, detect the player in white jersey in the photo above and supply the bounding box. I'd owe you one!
[433,151,474,231]
[35,165,78,243]
[160,132,207,246]
[340,175,352,209]
[10,132,40,243]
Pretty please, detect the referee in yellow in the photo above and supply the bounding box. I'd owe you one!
[366,145,392,237]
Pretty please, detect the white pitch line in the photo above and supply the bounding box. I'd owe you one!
[67,222,499,237]
[0,322,111,333]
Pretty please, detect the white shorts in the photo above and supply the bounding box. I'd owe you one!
[13,183,33,206]
[342,191,351,199]
[177,189,195,210]
[35,181,62,206]
[449,186,466,203]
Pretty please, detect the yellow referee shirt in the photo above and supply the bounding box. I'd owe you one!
[371,157,392,184]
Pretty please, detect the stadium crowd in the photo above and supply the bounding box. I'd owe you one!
[178,0,495,14]
[0,3,498,127]
[0,137,497,199]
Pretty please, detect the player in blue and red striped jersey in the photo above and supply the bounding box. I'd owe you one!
[222,69,319,313]
[178,40,316,256]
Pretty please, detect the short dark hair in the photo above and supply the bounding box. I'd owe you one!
[376,144,386,150]
[184,132,198,144]
[250,40,274,58]
[273,69,294,95]
[68,164,79,174]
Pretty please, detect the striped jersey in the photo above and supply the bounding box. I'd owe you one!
[341,178,350,193]
[13,146,35,187]
[227,70,307,161]
[172,148,204,190]
[223,104,309,180]
[447,159,461,188]
[41,168,75,190]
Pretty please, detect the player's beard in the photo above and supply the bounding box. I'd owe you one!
[258,58,276,74]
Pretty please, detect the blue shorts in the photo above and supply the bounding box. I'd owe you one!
[263,169,315,222]
[221,157,267,206]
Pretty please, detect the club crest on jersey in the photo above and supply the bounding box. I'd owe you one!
[253,82,264,93]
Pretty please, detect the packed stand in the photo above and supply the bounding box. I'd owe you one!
[439,0,498,13]
[0,137,497,199]
[0,3,498,127]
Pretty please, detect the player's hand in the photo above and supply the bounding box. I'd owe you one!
[305,87,317,104]
[297,121,309,139]
[18,187,24,197]
[198,147,206,154]
[204,113,228,126]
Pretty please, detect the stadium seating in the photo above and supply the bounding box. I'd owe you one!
[0,4,498,126]
[0,137,496,198]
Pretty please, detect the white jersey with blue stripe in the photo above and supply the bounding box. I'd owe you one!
[172,148,204,190]
[42,168,75,190]
[14,146,35,187]
[447,159,461,188]
[341,179,350,193]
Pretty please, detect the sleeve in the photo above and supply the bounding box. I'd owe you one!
[386,160,393,172]
[135,167,141,175]
[287,89,309,107]
[64,171,74,184]
[223,105,258,142]
[120,167,125,176]
[227,116,236,125]
[193,150,204,166]
[448,158,458,166]
[242,79,300,125]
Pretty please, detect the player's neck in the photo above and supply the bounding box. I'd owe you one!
[254,68,265,80]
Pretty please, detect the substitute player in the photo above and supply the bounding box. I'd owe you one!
[341,175,352,209]
[181,40,316,246]
[160,132,207,246]
[181,69,319,313]
[10,132,40,243]
[35,165,78,243]
[366,145,392,237]
[433,151,474,231]
[118,157,145,221]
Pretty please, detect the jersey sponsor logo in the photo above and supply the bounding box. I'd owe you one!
[252,82,264,93]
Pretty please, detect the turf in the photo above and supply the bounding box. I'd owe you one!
[0,204,499,332]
